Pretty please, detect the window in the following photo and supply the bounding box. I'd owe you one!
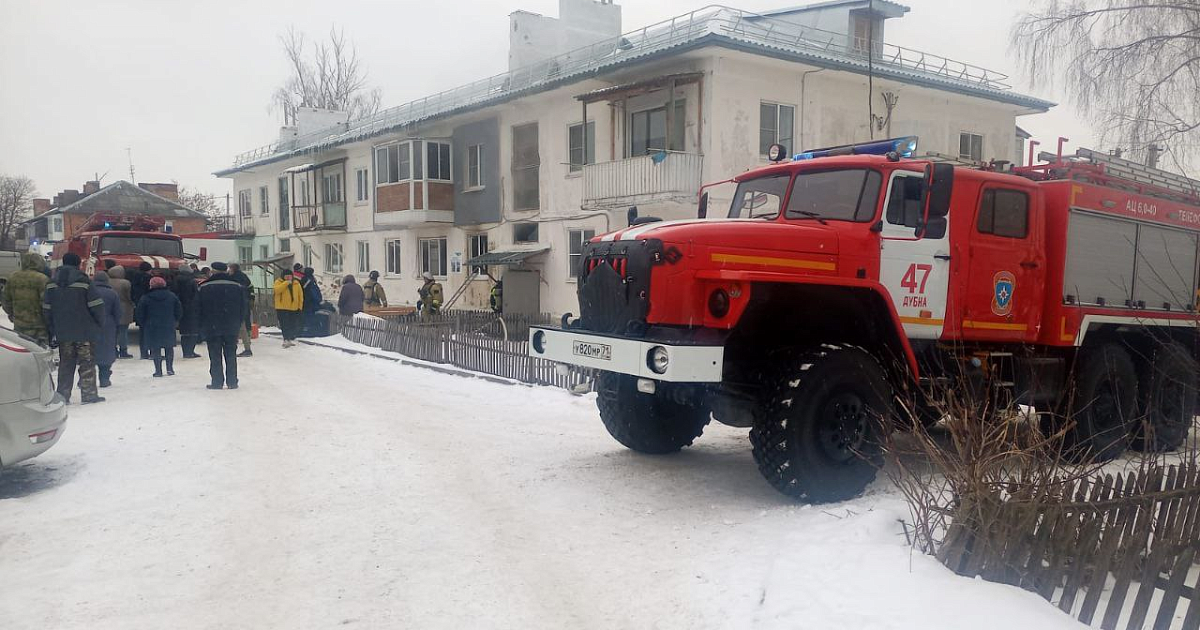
[238,246,252,264]
[52,216,63,233]
[760,102,795,156]
[375,143,412,184]
[386,239,402,275]
[426,141,452,182]
[568,122,595,172]
[419,237,447,277]
[785,169,882,222]
[356,168,370,202]
[512,123,540,210]
[238,190,252,218]
[324,243,344,273]
[513,222,539,243]
[977,189,1029,238]
[279,237,290,253]
[302,243,313,268]
[885,174,925,228]
[469,234,489,275]
[357,240,370,273]
[851,14,872,53]
[278,177,290,231]
[467,144,484,189]
[629,100,685,156]
[729,175,788,219]
[259,186,269,215]
[959,132,984,162]
[322,173,343,203]
[568,229,596,279]
[259,245,268,260]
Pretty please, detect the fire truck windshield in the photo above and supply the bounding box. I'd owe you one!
[99,236,182,258]
[728,169,882,222]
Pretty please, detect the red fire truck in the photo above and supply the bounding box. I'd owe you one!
[52,213,187,276]
[530,137,1200,502]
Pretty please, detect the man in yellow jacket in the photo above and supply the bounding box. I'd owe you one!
[273,269,304,347]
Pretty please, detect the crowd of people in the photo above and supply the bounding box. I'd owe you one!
[1,253,256,403]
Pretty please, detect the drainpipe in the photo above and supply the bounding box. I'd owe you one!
[800,68,824,151]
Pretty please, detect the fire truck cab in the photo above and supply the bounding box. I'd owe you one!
[53,213,187,276]
[531,137,1200,503]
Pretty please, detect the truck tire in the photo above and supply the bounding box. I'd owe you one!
[595,372,710,454]
[1132,340,1197,452]
[750,344,893,503]
[1060,343,1138,461]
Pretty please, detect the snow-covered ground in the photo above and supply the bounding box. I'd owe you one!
[0,328,1081,629]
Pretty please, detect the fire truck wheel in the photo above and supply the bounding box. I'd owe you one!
[750,345,893,503]
[1061,343,1138,461]
[595,372,710,455]
[1131,341,1197,453]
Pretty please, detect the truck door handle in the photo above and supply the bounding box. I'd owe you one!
[934,254,951,261]
[1020,260,1039,269]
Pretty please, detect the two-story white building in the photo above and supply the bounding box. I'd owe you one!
[215,0,1053,316]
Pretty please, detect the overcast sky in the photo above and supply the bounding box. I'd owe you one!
[0,0,1093,202]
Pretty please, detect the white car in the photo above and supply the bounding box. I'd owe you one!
[0,327,66,467]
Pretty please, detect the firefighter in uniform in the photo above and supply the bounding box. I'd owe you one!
[43,252,106,404]
[418,272,443,321]
[2,252,51,344]
[364,270,388,309]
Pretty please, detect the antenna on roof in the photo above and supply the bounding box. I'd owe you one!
[125,147,136,184]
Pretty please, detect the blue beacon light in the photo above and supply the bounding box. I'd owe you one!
[794,136,919,161]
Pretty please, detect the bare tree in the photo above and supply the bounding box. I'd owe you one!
[0,175,36,250]
[270,27,383,125]
[177,186,230,231]
[1013,1,1200,169]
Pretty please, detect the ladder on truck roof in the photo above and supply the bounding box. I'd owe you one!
[1036,148,1200,201]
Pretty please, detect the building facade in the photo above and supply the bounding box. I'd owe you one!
[216,1,1053,316]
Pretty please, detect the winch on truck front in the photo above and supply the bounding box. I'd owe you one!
[531,136,1200,503]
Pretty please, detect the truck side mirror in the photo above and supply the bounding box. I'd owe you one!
[697,192,709,219]
[922,163,954,222]
[627,206,639,227]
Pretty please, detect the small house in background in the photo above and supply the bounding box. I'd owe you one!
[23,181,208,254]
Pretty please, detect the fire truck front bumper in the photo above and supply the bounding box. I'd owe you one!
[528,327,724,383]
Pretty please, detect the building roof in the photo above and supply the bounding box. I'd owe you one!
[25,181,206,222]
[758,0,910,19]
[216,5,1054,177]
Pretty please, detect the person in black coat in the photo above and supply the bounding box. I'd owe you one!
[198,262,247,390]
[300,267,322,336]
[228,263,254,357]
[42,252,106,403]
[337,275,364,316]
[173,267,202,358]
[130,261,154,359]
[135,276,182,377]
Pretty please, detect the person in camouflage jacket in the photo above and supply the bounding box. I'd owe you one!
[2,252,50,344]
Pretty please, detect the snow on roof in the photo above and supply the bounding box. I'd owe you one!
[216,5,1053,177]
[758,0,910,19]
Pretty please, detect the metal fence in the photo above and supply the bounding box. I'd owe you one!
[327,311,595,390]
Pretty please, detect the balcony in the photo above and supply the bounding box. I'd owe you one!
[583,152,703,206]
[293,202,346,232]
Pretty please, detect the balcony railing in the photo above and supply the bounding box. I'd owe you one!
[583,152,703,204]
[293,202,347,232]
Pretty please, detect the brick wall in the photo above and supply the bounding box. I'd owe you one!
[377,182,410,212]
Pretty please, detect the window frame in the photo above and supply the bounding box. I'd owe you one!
[385,239,402,276]
[238,245,252,265]
[468,233,489,276]
[568,121,596,173]
[302,243,313,268]
[513,222,539,244]
[278,237,290,253]
[238,189,252,218]
[466,144,484,190]
[258,185,269,216]
[568,228,597,280]
[418,237,448,277]
[324,243,344,274]
[512,122,541,211]
[959,132,984,162]
[628,100,686,156]
[759,101,796,157]
[425,141,452,183]
[976,187,1030,239]
[355,168,370,202]
[356,240,370,274]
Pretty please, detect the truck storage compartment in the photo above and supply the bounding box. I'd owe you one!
[1133,224,1197,310]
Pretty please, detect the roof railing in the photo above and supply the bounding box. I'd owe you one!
[229,5,1016,169]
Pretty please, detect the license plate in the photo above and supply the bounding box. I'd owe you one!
[573,340,612,361]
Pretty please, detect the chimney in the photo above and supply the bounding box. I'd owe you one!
[138,182,179,201]
[58,189,81,207]
[83,180,100,195]
[32,199,51,216]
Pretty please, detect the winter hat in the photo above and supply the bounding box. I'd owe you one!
[369,270,380,280]
[149,276,167,289]
[139,262,153,272]
[343,274,355,284]
[62,252,81,267]
[211,261,228,272]
[93,271,111,285]
[422,271,433,280]
[281,269,293,278]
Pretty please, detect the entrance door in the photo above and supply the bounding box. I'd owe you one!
[879,171,952,340]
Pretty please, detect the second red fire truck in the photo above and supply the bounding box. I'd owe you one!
[531,137,1200,503]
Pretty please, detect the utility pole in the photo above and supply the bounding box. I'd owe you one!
[125,147,136,184]
[1147,144,1162,169]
